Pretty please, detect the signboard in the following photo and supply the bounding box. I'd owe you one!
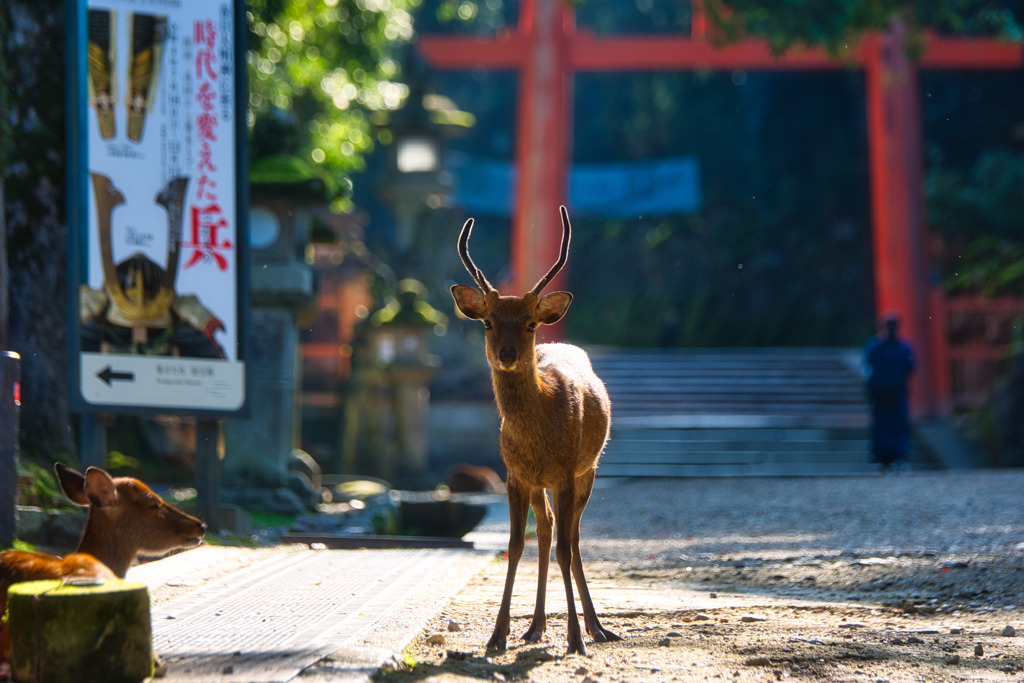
[67,0,248,417]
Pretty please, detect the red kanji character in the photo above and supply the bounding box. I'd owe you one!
[196,82,216,112]
[195,173,218,201]
[196,50,217,81]
[197,141,218,175]
[194,20,216,49]
[185,203,233,271]
[196,112,218,143]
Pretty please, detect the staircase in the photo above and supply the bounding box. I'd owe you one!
[587,348,937,478]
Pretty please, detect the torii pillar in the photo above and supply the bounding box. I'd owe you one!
[510,0,572,300]
[865,23,937,417]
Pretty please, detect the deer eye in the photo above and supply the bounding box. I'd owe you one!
[526,322,537,333]
[483,320,493,330]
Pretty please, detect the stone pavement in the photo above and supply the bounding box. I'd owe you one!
[128,543,499,682]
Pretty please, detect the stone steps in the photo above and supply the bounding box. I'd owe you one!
[588,348,937,478]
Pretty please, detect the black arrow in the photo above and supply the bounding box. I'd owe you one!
[97,366,135,386]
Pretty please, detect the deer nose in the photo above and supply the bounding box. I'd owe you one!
[499,347,517,366]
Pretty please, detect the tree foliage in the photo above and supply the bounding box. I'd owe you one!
[703,0,1023,57]
[426,0,1024,47]
[246,0,421,210]
[928,148,1024,296]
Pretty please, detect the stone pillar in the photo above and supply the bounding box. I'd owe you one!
[218,110,326,513]
[222,209,317,513]
[389,364,436,478]
[1,351,20,547]
[223,306,308,512]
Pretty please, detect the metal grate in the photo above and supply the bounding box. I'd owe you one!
[138,547,493,682]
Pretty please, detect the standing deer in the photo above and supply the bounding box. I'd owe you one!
[450,205,620,656]
[0,463,206,663]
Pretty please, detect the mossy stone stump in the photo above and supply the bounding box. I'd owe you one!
[8,579,153,683]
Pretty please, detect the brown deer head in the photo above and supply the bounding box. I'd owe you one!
[55,463,206,577]
[451,206,573,372]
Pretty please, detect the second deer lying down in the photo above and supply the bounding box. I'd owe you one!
[50,463,207,577]
[0,463,206,662]
[451,206,620,656]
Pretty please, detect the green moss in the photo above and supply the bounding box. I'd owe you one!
[8,580,153,683]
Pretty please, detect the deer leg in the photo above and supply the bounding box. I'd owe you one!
[570,470,621,643]
[554,480,586,655]
[522,488,553,643]
[487,480,530,651]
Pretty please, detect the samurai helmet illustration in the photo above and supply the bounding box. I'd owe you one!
[90,173,189,328]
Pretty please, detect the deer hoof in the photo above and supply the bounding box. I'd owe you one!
[592,627,622,643]
[522,629,545,643]
[566,638,588,657]
[486,634,508,651]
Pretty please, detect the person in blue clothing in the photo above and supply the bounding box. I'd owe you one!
[864,313,916,472]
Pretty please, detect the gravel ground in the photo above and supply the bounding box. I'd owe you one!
[377,470,1024,682]
[582,470,1024,562]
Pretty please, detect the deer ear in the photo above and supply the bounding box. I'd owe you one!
[55,463,90,506]
[83,467,119,508]
[451,285,488,320]
[537,291,573,325]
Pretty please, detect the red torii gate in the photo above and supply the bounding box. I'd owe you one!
[417,0,1024,417]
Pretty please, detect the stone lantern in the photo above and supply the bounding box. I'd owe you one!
[342,279,445,487]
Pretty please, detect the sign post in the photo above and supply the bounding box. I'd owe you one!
[1,352,20,548]
[67,0,248,525]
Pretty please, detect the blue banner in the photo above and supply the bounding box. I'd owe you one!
[447,152,702,218]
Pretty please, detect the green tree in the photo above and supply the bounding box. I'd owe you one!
[928,148,1024,296]
[703,0,1023,56]
[247,0,421,210]
[428,0,1024,47]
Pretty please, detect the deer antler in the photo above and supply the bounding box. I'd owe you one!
[528,205,571,296]
[457,217,495,294]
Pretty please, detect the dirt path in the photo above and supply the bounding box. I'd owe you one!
[378,552,1024,682]
[373,473,1024,682]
